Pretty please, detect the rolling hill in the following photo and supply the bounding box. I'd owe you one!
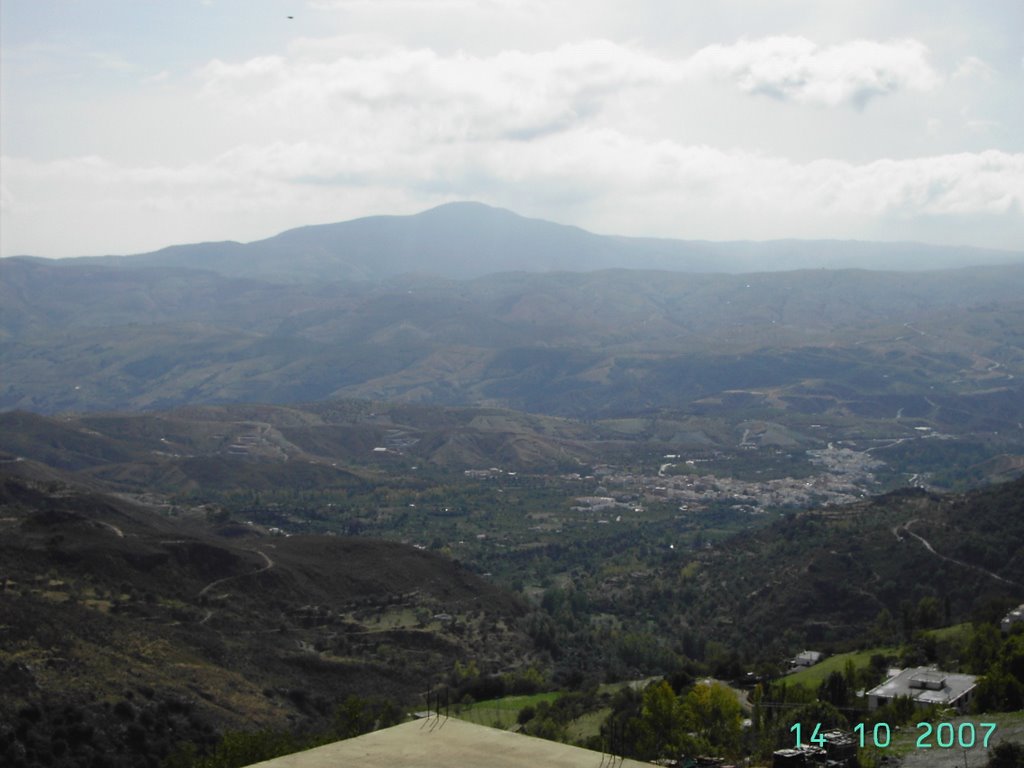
[3,203,1023,431]
[585,477,1024,663]
[3,250,1024,423]
[4,203,1024,764]
[0,466,536,763]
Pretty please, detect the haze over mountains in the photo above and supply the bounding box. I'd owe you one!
[3,202,1024,419]
[15,202,1024,280]
[3,202,1024,765]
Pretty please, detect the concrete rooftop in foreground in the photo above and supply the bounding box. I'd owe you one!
[245,717,654,768]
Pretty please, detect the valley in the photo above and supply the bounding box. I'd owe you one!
[2,205,1023,766]
[3,426,1023,765]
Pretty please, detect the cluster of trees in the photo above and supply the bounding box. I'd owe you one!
[0,689,403,768]
[163,695,402,768]
[516,689,605,742]
[889,611,1024,714]
[448,659,550,703]
[0,691,218,768]
[971,630,1024,711]
[594,679,743,762]
[497,596,1024,761]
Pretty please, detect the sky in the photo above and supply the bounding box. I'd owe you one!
[1,0,1022,258]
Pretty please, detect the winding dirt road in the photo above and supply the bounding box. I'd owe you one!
[900,519,1021,589]
[198,548,274,598]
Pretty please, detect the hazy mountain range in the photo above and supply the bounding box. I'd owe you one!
[17,201,1024,281]
[2,202,1023,419]
[3,203,1024,762]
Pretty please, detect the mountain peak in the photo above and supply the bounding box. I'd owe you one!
[419,200,507,214]
[61,202,1024,283]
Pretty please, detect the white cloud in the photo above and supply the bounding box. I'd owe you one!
[952,55,995,81]
[182,37,1011,221]
[196,36,938,149]
[4,137,1020,257]
[685,36,939,108]
[467,133,1024,223]
[3,33,1020,257]
[187,34,945,189]
[197,40,674,145]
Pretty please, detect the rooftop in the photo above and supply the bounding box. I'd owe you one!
[244,718,654,768]
[791,650,823,667]
[867,666,977,707]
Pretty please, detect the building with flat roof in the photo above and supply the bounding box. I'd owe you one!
[243,717,655,768]
[866,666,978,712]
[791,650,823,667]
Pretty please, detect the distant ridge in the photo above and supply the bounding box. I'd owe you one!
[3,249,1023,414]
[49,201,1024,282]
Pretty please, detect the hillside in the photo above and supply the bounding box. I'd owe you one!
[0,402,599,489]
[3,382,1022,502]
[0,469,536,764]
[3,201,1024,764]
[4,397,1022,678]
[3,255,1024,428]
[638,478,1024,659]
[2,404,1023,762]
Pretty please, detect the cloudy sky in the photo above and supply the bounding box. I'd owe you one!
[2,0,1022,258]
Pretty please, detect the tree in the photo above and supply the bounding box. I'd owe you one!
[818,671,850,708]
[970,626,1003,671]
[601,687,646,759]
[915,596,941,630]
[635,680,688,760]
[974,634,1024,712]
[975,669,1024,712]
[682,681,742,755]
[871,607,897,644]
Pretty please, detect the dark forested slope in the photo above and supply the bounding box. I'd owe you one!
[0,468,534,764]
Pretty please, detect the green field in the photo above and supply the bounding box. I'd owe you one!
[454,691,612,742]
[925,623,972,643]
[455,692,561,728]
[785,647,899,689]
[565,708,611,743]
[785,625,972,690]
